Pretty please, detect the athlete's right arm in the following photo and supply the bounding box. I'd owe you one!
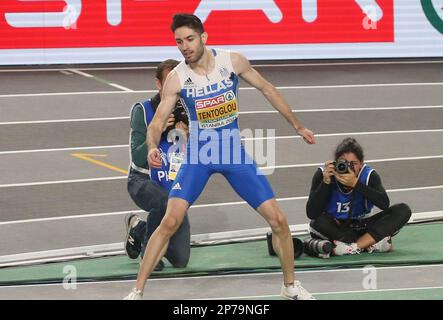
[147,70,181,168]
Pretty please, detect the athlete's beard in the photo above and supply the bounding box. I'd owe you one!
[184,40,205,64]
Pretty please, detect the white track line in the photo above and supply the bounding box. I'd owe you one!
[1,83,443,98]
[241,83,443,90]
[214,286,443,300]
[67,69,93,78]
[1,155,443,188]
[0,144,128,155]
[385,185,443,193]
[1,264,442,288]
[0,176,126,188]
[0,116,129,125]
[0,212,440,263]
[0,187,442,226]
[1,129,443,155]
[253,60,443,67]
[312,286,443,296]
[2,105,442,126]
[240,105,443,114]
[0,60,442,72]
[0,91,144,98]
[68,69,134,92]
[0,210,143,226]
[244,129,443,141]
[262,155,443,170]
[108,83,133,92]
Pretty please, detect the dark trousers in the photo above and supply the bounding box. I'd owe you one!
[309,203,412,243]
[127,169,191,267]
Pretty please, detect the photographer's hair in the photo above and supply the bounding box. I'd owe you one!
[334,137,364,162]
[171,13,205,34]
[155,59,179,83]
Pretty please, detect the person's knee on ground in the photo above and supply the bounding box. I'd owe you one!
[164,223,191,268]
[141,220,190,267]
[366,202,412,242]
[137,212,184,269]
[378,203,412,238]
[167,251,189,268]
[165,214,191,268]
[393,203,412,227]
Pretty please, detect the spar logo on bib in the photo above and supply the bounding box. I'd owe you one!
[195,91,238,129]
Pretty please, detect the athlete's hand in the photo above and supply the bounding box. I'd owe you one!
[334,171,358,188]
[297,127,316,144]
[147,148,162,168]
[323,160,335,184]
[175,121,189,136]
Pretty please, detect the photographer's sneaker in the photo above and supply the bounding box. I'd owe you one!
[281,281,316,300]
[332,240,361,256]
[123,288,143,300]
[367,236,393,253]
[124,214,142,259]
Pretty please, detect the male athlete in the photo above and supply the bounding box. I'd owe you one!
[125,13,316,300]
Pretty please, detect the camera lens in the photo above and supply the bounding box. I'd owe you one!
[335,159,349,174]
[303,238,332,257]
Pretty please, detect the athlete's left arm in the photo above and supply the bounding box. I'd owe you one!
[231,52,315,144]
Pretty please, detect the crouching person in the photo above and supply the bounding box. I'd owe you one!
[305,137,411,257]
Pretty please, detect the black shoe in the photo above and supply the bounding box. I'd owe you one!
[138,259,165,271]
[124,213,142,259]
[154,259,165,272]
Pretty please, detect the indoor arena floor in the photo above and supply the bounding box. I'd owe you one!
[0,59,442,300]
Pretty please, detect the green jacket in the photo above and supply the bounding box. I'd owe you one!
[130,102,149,168]
[129,94,174,169]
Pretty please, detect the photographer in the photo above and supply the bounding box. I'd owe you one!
[305,137,411,256]
[125,59,190,270]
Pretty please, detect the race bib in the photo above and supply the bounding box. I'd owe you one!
[195,90,238,129]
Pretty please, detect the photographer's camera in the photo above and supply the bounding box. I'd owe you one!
[303,238,333,259]
[167,104,189,132]
[334,159,353,174]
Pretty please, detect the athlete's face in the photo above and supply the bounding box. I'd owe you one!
[174,26,207,64]
[338,152,362,176]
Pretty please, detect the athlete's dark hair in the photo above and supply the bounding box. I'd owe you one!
[170,13,204,34]
[334,137,364,162]
[155,59,179,82]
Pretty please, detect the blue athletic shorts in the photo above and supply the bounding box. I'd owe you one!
[169,144,275,209]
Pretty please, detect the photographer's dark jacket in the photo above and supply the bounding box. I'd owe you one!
[306,164,390,220]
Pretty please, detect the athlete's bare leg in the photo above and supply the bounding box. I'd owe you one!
[134,197,189,292]
[256,198,295,285]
